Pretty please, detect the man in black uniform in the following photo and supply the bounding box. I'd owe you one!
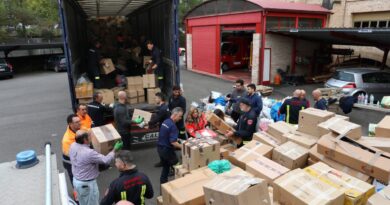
[100,150,154,205]
[88,39,103,88]
[279,89,308,124]
[168,86,187,140]
[225,98,257,147]
[147,40,164,91]
[88,92,112,127]
[148,92,170,129]
[114,91,133,151]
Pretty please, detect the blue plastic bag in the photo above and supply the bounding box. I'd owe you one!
[270,102,285,122]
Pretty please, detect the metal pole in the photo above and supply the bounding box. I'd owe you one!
[45,142,52,205]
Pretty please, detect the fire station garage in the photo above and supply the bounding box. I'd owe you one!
[184,0,330,85]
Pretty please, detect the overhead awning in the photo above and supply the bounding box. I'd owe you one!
[268,28,390,49]
[76,0,154,17]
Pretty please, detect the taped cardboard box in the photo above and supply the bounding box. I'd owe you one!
[75,83,93,99]
[266,121,293,143]
[375,116,390,138]
[207,113,235,134]
[272,141,309,169]
[203,175,271,205]
[100,58,115,74]
[90,124,121,155]
[125,89,138,98]
[367,185,390,205]
[132,109,152,124]
[229,141,273,170]
[283,131,318,149]
[309,145,371,183]
[142,74,157,88]
[273,169,344,205]
[147,88,161,104]
[220,143,236,161]
[317,133,390,183]
[298,108,335,137]
[95,89,115,105]
[246,155,290,185]
[126,76,143,90]
[161,167,217,205]
[219,166,253,177]
[358,136,390,153]
[253,132,282,148]
[304,162,375,205]
[318,117,362,140]
[137,96,145,103]
[157,196,163,205]
[182,137,221,171]
[137,89,145,97]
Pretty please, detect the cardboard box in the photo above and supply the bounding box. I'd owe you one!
[273,169,344,205]
[125,89,138,98]
[206,113,235,134]
[219,166,253,177]
[272,141,309,169]
[283,131,318,149]
[309,145,371,182]
[253,132,282,148]
[131,109,152,124]
[100,58,115,74]
[298,108,335,137]
[203,175,271,205]
[147,88,161,104]
[174,165,190,179]
[182,137,221,171]
[335,114,349,121]
[266,121,294,143]
[246,155,290,185]
[90,124,121,155]
[95,89,115,105]
[137,96,145,103]
[143,56,151,69]
[367,185,390,205]
[220,143,236,161]
[142,74,157,88]
[137,89,145,96]
[376,116,390,138]
[157,196,163,205]
[304,162,375,205]
[229,141,273,170]
[161,167,216,205]
[126,76,143,90]
[128,98,138,105]
[75,83,93,99]
[78,98,92,104]
[317,133,390,182]
[358,136,390,153]
[318,117,362,140]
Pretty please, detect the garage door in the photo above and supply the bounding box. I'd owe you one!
[192,26,218,74]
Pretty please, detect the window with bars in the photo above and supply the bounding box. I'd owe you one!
[354,20,389,28]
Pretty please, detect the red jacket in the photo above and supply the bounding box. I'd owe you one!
[185,114,207,138]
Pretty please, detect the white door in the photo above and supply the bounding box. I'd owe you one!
[263,48,271,82]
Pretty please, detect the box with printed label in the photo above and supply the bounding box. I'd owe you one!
[253,132,282,148]
[272,141,309,169]
[182,137,221,171]
[229,140,273,170]
[90,124,121,155]
[207,113,235,134]
[246,155,290,185]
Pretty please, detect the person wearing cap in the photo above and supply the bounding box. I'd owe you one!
[224,98,257,147]
[100,150,154,205]
[279,89,308,124]
[70,130,123,205]
[76,104,92,130]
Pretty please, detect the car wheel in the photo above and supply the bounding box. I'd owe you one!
[54,65,59,72]
[221,63,229,72]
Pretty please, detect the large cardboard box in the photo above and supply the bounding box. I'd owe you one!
[126,76,143,90]
[253,132,282,148]
[75,83,93,99]
[161,168,217,205]
[317,133,390,182]
[272,141,309,169]
[203,175,271,205]
[266,121,294,143]
[358,136,390,153]
[273,169,344,205]
[100,58,115,74]
[182,137,221,171]
[90,124,121,155]
[142,74,158,88]
[304,162,375,205]
[246,155,290,185]
[298,108,335,137]
[147,88,161,104]
[318,117,362,140]
[283,131,318,149]
[137,95,145,103]
[367,185,390,205]
[229,141,273,170]
[125,89,138,98]
[219,166,253,177]
[95,89,115,105]
[132,109,152,124]
[309,145,371,182]
[375,116,390,138]
[206,113,235,134]
[220,143,236,161]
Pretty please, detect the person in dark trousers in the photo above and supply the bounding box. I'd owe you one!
[87,39,103,88]
[88,92,112,127]
[146,40,164,91]
[246,83,263,116]
[114,91,134,151]
[168,86,187,140]
[312,89,328,110]
[157,107,183,184]
[100,150,154,205]
[148,92,170,129]
[226,79,247,122]
[225,98,257,148]
[279,89,308,124]
[62,114,81,185]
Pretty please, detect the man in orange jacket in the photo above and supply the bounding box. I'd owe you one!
[76,104,92,130]
[62,114,81,184]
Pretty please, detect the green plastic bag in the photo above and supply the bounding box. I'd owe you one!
[207,160,231,174]
[381,96,390,109]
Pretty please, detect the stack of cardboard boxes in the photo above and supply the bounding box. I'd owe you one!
[126,76,145,104]
[143,74,160,104]
[75,82,93,104]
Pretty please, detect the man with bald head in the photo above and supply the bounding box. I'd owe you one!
[278,89,308,124]
[312,89,328,110]
[114,91,133,151]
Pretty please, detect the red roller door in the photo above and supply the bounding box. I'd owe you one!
[192,26,218,74]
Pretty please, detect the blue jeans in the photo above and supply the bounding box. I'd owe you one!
[73,178,99,205]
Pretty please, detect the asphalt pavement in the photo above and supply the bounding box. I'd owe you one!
[0,68,387,205]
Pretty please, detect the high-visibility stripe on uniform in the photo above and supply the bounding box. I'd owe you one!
[286,105,290,124]
[95,76,100,80]
[157,76,164,80]
[140,185,146,205]
[121,191,127,200]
